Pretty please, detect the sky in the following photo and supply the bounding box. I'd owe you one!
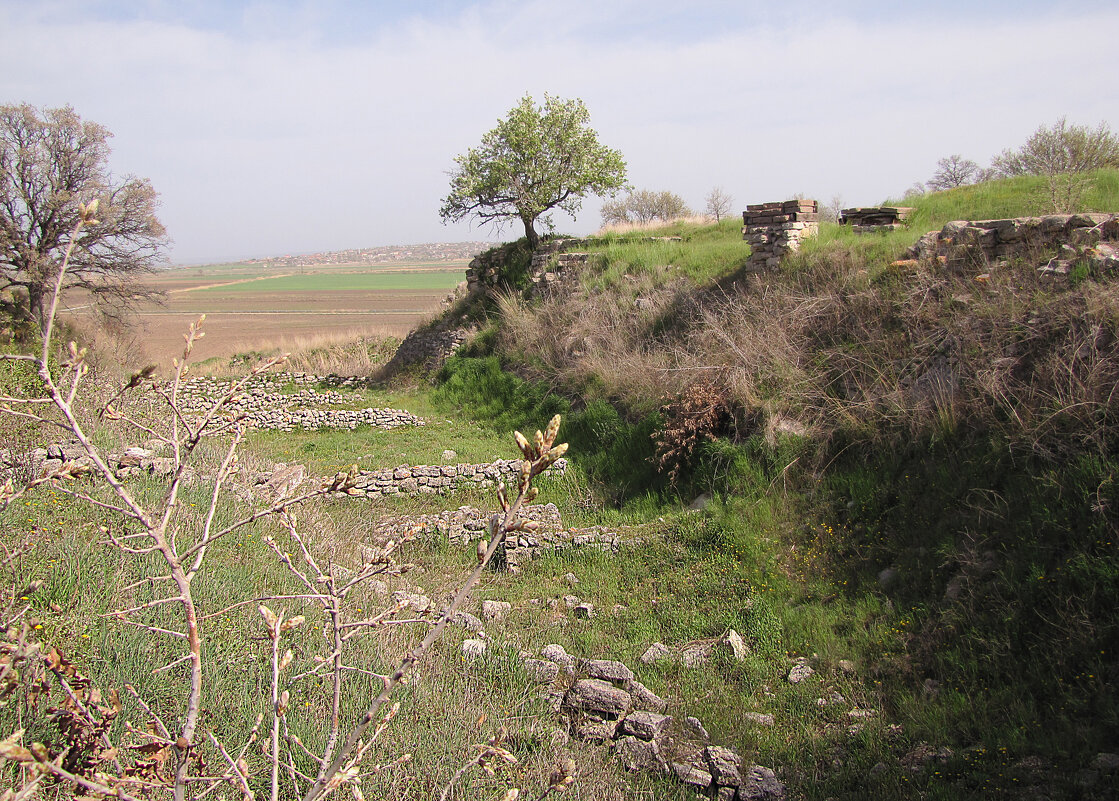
[2,0,1117,264]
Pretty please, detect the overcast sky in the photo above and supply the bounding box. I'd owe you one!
[3,0,1117,264]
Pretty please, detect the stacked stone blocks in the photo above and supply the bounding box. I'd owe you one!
[742,200,819,269]
[839,206,913,233]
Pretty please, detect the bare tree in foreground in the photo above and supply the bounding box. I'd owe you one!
[0,203,572,800]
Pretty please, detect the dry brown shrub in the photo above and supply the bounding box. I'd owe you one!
[654,378,734,483]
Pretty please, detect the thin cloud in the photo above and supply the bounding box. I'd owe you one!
[0,1,1116,262]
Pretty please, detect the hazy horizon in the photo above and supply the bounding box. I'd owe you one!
[2,0,1117,264]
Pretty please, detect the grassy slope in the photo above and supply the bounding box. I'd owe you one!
[433,171,1119,798]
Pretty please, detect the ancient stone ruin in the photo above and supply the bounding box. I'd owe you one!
[379,325,472,376]
[905,212,1119,274]
[742,200,819,269]
[839,206,912,233]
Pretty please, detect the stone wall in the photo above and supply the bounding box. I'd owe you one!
[379,325,472,375]
[464,238,592,297]
[171,374,425,432]
[905,213,1119,273]
[839,206,912,233]
[508,644,786,799]
[328,457,568,498]
[355,502,632,572]
[742,200,819,269]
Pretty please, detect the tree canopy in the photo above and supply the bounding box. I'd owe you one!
[992,118,1119,177]
[926,154,980,191]
[439,94,626,249]
[0,104,167,336]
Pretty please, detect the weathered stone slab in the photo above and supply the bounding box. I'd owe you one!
[583,659,634,683]
[565,679,632,716]
[620,710,671,740]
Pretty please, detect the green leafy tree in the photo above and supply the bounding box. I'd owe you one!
[0,104,167,336]
[440,94,626,249]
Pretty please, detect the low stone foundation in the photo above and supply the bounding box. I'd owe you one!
[906,213,1119,273]
[328,458,568,499]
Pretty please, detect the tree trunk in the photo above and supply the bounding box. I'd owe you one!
[522,217,540,250]
[27,285,48,338]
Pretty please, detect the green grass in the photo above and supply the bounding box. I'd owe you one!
[192,269,464,293]
[581,216,748,288]
[892,168,1119,231]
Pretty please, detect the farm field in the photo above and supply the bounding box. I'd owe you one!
[62,259,471,364]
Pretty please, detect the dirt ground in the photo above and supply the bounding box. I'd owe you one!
[60,261,465,365]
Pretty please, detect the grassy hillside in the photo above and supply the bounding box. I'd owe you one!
[2,171,1118,800]
[431,170,1119,798]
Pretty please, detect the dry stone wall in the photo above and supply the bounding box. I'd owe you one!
[378,325,472,375]
[169,374,424,432]
[905,213,1119,274]
[508,643,786,799]
[327,458,568,499]
[356,502,631,567]
[742,200,819,269]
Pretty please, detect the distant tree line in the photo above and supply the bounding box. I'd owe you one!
[919,117,1119,212]
[601,189,693,226]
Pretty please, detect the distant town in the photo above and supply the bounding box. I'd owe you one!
[181,241,490,270]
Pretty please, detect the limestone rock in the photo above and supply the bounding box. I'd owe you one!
[672,761,713,788]
[787,659,814,684]
[721,629,749,661]
[574,714,619,741]
[615,736,667,773]
[565,679,632,716]
[573,603,595,619]
[628,681,668,714]
[705,745,743,786]
[522,659,560,684]
[481,599,512,621]
[743,712,775,726]
[541,644,577,667]
[583,659,633,684]
[640,642,672,664]
[685,716,710,739]
[681,641,714,667]
[391,591,431,613]
[451,611,484,633]
[620,710,671,741]
[737,765,785,799]
[462,639,487,660]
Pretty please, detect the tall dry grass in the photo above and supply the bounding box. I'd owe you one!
[495,228,1119,460]
[217,327,402,375]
